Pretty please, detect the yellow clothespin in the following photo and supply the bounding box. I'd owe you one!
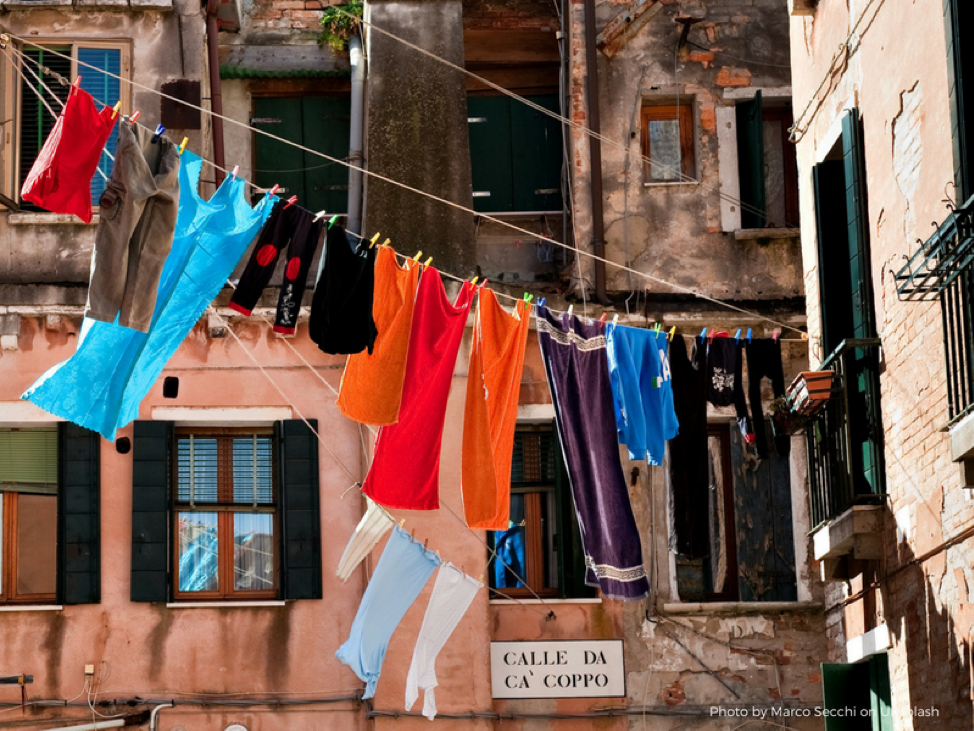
[111,101,121,120]
[424,256,433,267]
[381,238,391,247]
[668,326,676,341]
[412,250,423,262]
[370,232,381,248]
[178,137,189,155]
[471,276,479,286]
[478,573,485,584]
[398,518,405,528]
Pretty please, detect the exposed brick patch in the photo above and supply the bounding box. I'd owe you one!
[715,66,753,87]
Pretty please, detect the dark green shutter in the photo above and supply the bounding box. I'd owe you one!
[510,95,563,212]
[57,423,101,605]
[467,96,514,212]
[736,90,766,229]
[868,654,893,731]
[841,109,876,339]
[131,421,173,603]
[278,419,322,600]
[944,0,974,200]
[253,97,305,205]
[822,663,872,730]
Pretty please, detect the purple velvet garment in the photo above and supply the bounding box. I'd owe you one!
[537,307,650,601]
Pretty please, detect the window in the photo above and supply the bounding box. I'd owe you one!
[945,0,974,200]
[641,103,694,182]
[173,429,277,600]
[0,42,130,211]
[251,95,351,214]
[488,425,592,599]
[821,654,893,731]
[736,91,800,228]
[467,94,563,213]
[675,422,797,602]
[131,420,322,603]
[0,425,101,606]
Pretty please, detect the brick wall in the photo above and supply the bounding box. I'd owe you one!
[462,0,559,30]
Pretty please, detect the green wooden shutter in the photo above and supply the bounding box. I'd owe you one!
[302,96,351,214]
[467,96,514,212]
[253,97,306,204]
[944,0,974,200]
[822,662,872,731]
[131,421,173,603]
[841,109,875,339]
[0,48,18,209]
[278,419,322,600]
[868,654,893,731]
[736,91,766,229]
[511,95,563,212]
[57,423,101,605]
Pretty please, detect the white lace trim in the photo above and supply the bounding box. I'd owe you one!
[538,318,606,352]
[585,556,649,583]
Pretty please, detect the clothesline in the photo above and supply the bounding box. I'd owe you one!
[1,33,809,336]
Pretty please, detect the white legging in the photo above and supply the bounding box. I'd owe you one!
[336,496,394,581]
[405,563,481,719]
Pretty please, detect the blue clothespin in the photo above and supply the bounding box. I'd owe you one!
[746,328,752,343]
[735,328,741,342]
[699,327,707,340]
[539,298,546,308]
[151,124,165,144]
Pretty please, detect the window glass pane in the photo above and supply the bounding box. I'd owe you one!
[234,513,275,591]
[492,494,527,589]
[177,511,219,592]
[0,429,58,492]
[16,494,56,596]
[77,48,122,206]
[232,437,273,505]
[649,119,682,180]
[763,118,786,225]
[177,437,219,503]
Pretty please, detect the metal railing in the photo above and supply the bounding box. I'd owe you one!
[806,338,885,529]
[942,268,974,424]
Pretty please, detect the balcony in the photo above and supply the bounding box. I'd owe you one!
[805,339,885,580]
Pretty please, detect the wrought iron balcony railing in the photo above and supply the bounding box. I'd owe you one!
[894,195,974,301]
[806,338,886,529]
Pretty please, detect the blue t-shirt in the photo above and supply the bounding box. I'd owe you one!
[606,323,679,465]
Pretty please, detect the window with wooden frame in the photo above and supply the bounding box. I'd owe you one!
[0,41,131,211]
[0,429,58,604]
[173,429,278,601]
[736,92,800,228]
[488,425,593,599]
[641,103,695,183]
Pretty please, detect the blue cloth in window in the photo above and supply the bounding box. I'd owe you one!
[22,152,276,440]
[337,526,441,698]
[492,526,526,589]
[606,323,679,465]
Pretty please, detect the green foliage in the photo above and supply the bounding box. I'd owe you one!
[318,1,363,52]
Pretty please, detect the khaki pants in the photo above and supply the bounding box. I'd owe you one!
[85,122,180,332]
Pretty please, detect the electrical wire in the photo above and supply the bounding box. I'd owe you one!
[1,35,808,334]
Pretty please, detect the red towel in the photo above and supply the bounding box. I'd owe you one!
[21,86,117,224]
[362,269,474,510]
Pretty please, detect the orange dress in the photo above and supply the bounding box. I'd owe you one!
[337,247,420,425]
[461,290,532,530]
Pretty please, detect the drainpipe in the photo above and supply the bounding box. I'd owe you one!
[205,0,226,187]
[42,719,125,731]
[583,0,608,304]
[346,33,366,235]
[149,702,174,731]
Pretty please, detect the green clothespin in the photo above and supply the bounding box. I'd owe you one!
[523,293,534,303]
[654,322,661,335]
[328,215,338,229]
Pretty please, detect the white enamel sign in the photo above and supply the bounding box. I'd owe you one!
[490,640,626,699]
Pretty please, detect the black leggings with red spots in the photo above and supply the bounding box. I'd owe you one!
[229,201,324,334]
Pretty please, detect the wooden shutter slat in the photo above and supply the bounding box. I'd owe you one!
[736,91,766,228]
[57,422,100,605]
[131,421,172,602]
[278,419,322,600]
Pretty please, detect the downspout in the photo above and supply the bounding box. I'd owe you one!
[583,0,608,304]
[149,702,174,731]
[346,33,366,235]
[205,0,226,187]
[41,720,125,731]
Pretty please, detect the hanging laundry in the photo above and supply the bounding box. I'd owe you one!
[22,152,275,440]
[337,246,420,425]
[405,563,480,720]
[461,289,532,530]
[336,526,441,699]
[85,121,181,333]
[745,338,789,458]
[606,323,679,466]
[362,272,474,510]
[668,335,710,558]
[706,336,750,438]
[336,496,395,582]
[536,307,649,600]
[20,85,117,224]
[228,203,324,335]
[309,225,378,355]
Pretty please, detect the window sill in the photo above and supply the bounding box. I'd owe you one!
[166,600,286,608]
[7,213,97,226]
[0,604,63,612]
[661,601,822,615]
[643,180,700,188]
[473,210,563,218]
[734,228,801,241]
[490,598,602,605]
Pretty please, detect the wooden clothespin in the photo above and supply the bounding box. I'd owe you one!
[151,124,166,144]
[129,110,140,123]
[178,137,189,155]
[668,326,676,341]
[412,250,423,262]
[424,538,429,550]
[111,101,121,120]
[424,256,433,267]
[268,184,280,197]
[478,573,485,584]
[283,195,298,209]
[399,518,405,528]
[734,328,741,341]
[369,232,381,248]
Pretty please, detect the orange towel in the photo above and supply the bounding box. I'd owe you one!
[461,290,532,530]
[337,247,420,425]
